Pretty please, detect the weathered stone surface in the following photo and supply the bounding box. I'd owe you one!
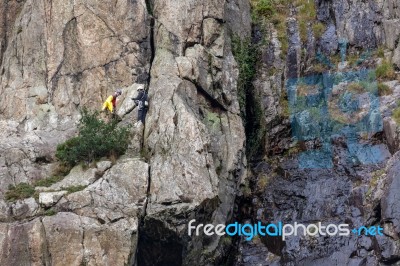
[2,0,400,265]
[318,0,381,49]
[0,0,151,207]
[145,0,247,203]
[252,25,290,155]
[9,197,39,220]
[126,122,144,157]
[382,19,400,50]
[138,0,248,264]
[0,125,75,201]
[42,212,138,266]
[94,160,112,174]
[39,191,67,208]
[381,152,400,235]
[384,117,400,154]
[320,24,338,55]
[57,158,149,222]
[0,0,150,124]
[0,156,148,265]
[117,83,146,118]
[380,81,400,153]
[49,165,97,191]
[0,218,49,266]
[376,234,400,263]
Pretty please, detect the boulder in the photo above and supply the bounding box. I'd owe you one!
[381,152,400,235]
[10,197,39,220]
[384,117,400,154]
[42,212,138,266]
[57,158,149,222]
[49,161,114,192]
[39,191,67,208]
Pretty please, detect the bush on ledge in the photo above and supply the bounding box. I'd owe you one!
[56,108,130,166]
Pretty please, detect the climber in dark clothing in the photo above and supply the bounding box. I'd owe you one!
[131,87,148,124]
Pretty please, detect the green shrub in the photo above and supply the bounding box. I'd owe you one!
[312,22,325,39]
[34,176,64,187]
[299,21,308,43]
[378,83,393,96]
[376,60,395,80]
[66,185,87,194]
[232,36,267,159]
[44,209,57,216]
[393,107,400,125]
[296,0,316,19]
[347,82,365,94]
[296,0,320,42]
[56,108,130,166]
[376,46,385,58]
[5,183,35,202]
[55,137,80,166]
[232,36,257,121]
[252,0,275,18]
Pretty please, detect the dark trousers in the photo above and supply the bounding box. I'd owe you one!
[138,109,147,123]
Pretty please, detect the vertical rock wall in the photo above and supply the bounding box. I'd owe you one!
[0,0,151,202]
[235,0,400,265]
[0,0,251,265]
[138,0,250,264]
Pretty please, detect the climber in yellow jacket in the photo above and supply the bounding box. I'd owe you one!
[102,89,122,114]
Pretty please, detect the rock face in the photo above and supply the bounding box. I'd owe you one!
[2,0,400,265]
[381,152,400,237]
[39,191,67,207]
[0,0,153,262]
[0,2,153,263]
[139,0,249,264]
[0,0,151,199]
[381,81,400,153]
[0,0,150,126]
[0,0,249,264]
[316,0,400,67]
[252,24,291,156]
[0,158,148,265]
[234,0,400,265]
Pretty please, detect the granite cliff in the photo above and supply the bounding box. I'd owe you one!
[0,0,400,265]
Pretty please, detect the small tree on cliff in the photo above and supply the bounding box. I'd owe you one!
[56,108,130,166]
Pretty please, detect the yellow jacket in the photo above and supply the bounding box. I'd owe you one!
[102,95,116,113]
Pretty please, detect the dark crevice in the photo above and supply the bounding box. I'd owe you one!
[49,17,77,103]
[96,217,106,225]
[183,77,227,112]
[109,217,124,224]
[137,217,183,266]
[381,257,400,265]
[34,156,52,164]
[134,1,155,265]
[146,17,155,91]
[40,217,52,265]
[143,165,151,217]
[144,0,154,17]
[204,16,224,24]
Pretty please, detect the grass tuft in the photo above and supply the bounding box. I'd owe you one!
[376,60,395,81]
[377,83,393,96]
[5,183,35,202]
